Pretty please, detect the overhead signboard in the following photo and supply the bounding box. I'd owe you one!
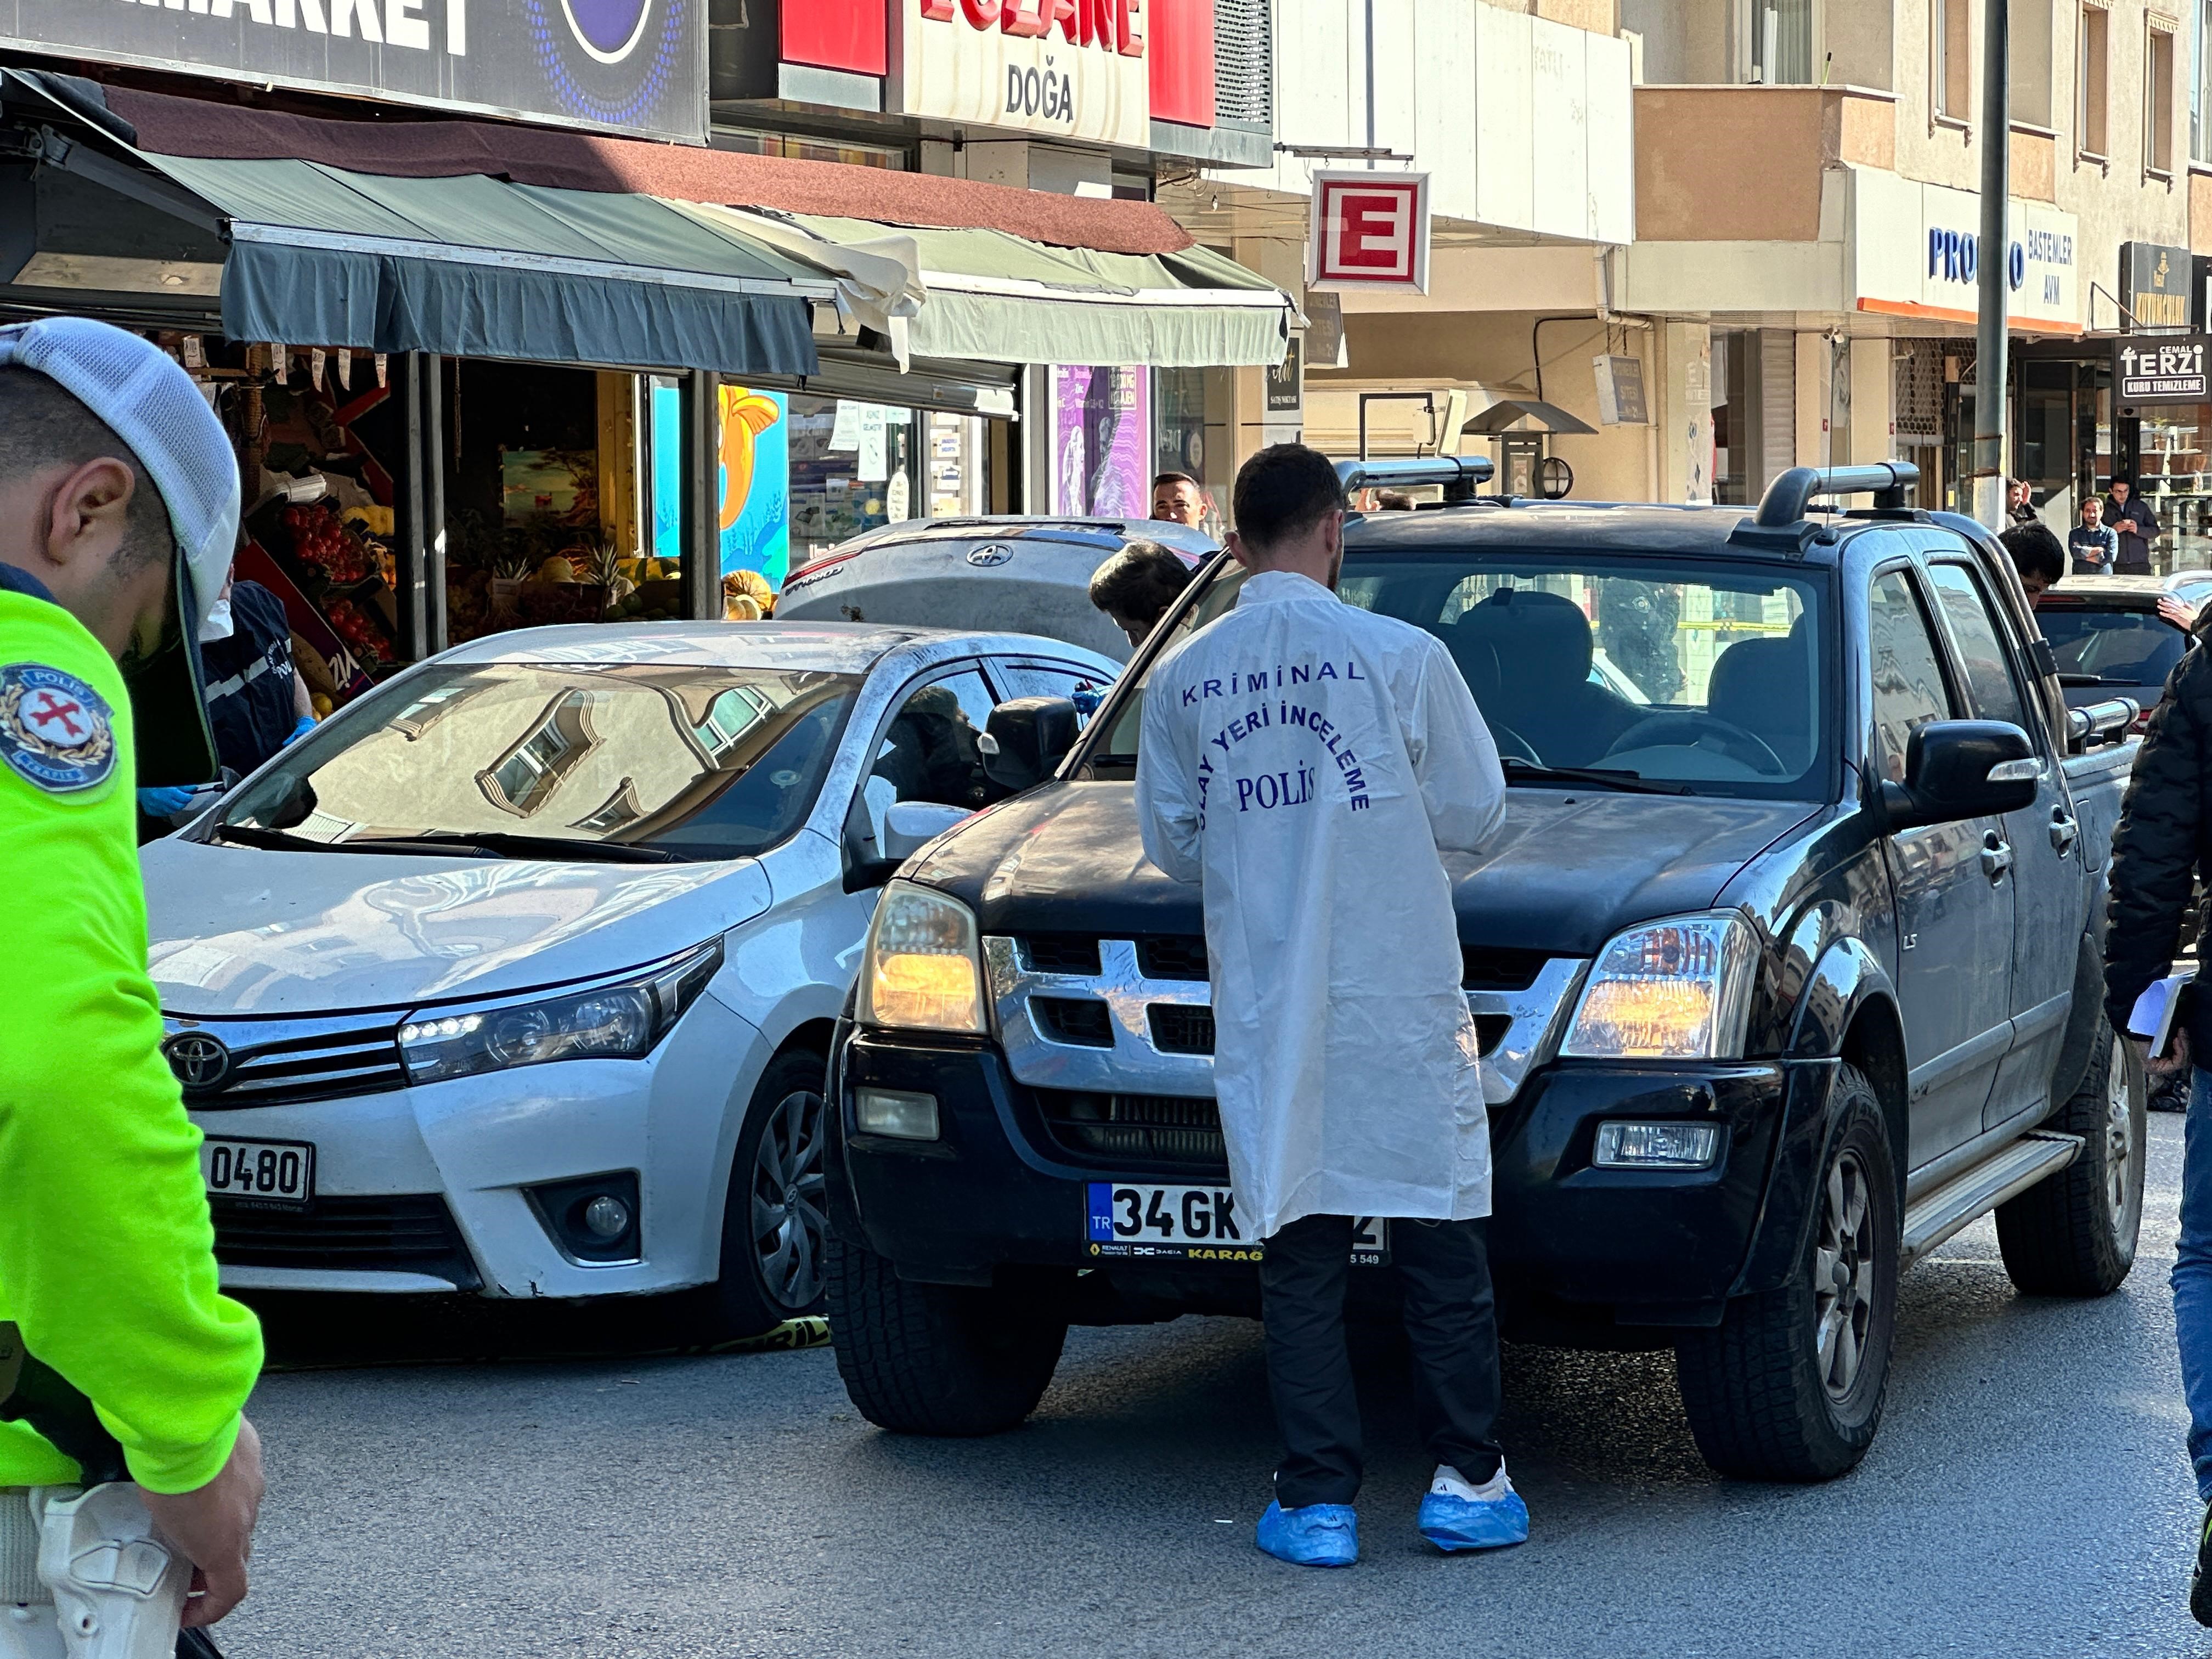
[2115,335,2212,406]
[895,0,1149,147]
[1593,354,1647,425]
[0,0,706,143]
[2121,241,2192,329]
[1308,171,1431,294]
[1849,170,2079,333]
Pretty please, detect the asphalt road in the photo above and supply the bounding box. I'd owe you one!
[219,1114,2202,1659]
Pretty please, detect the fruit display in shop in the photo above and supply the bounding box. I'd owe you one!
[280,501,378,587]
[326,598,385,669]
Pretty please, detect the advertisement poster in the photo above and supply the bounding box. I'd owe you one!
[1052,366,1152,517]
[718,385,791,587]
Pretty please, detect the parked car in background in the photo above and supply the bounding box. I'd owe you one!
[775,518,1217,661]
[143,621,1118,1340]
[2040,575,2192,725]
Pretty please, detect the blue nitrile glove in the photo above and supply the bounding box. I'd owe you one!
[1071,684,1103,716]
[287,714,318,743]
[138,786,195,818]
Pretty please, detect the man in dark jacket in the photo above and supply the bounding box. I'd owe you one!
[2106,641,2212,1624]
[2108,478,2160,574]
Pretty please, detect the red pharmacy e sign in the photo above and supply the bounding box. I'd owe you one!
[1308,172,1431,294]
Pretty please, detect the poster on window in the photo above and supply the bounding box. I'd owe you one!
[1052,366,1151,517]
[718,386,790,588]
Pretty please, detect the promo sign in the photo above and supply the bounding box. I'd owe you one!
[898,0,1148,148]
[1307,172,1431,294]
[0,0,705,143]
[2115,335,2212,406]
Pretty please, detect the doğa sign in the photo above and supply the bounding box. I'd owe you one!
[901,0,1148,146]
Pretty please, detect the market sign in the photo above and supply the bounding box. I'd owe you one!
[1307,172,1430,294]
[896,0,1148,148]
[2114,334,2212,406]
[1849,170,2079,333]
[0,0,706,143]
[2121,241,2193,329]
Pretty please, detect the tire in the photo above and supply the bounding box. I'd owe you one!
[826,1234,1068,1436]
[1995,1015,2146,1297]
[1674,1065,1900,1481]
[670,1047,832,1342]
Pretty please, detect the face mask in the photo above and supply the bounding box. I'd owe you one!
[199,598,233,642]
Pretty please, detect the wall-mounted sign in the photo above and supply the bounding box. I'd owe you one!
[896,0,1148,146]
[1051,365,1151,516]
[1849,171,2078,332]
[1593,354,1647,425]
[2121,241,2193,329]
[0,0,706,142]
[1307,171,1430,294]
[2115,334,2211,406]
[1265,336,1303,415]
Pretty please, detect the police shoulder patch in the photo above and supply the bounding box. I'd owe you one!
[0,662,117,794]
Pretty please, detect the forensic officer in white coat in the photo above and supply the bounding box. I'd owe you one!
[1137,444,1525,1568]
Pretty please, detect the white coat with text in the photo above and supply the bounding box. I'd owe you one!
[1135,570,1508,1242]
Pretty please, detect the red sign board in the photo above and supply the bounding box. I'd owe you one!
[1149,0,1215,127]
[785,0,888,76]
[1308,172,1431,293]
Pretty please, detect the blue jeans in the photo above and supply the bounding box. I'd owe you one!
[2178,1068,2212,1499]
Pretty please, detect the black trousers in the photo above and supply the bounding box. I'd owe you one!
[1259,1214,1504,1508]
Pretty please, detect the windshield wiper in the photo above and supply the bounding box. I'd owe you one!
[213,824,684,862]
[1500,758,1692,795]
[346,832,686,864]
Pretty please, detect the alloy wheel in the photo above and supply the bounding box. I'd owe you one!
[2106,1035,2140,1248]
[751,1086,828,1311]
[1814,1148,1877,1402]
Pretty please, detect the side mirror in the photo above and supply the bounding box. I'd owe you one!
[882,800,969,862]
[1878,719,2041,832]
[842,791,899,893]
[980,696,1080,793]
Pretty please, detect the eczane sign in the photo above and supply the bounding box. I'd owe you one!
[898,0,1148,146]
[1307,172,1431,294]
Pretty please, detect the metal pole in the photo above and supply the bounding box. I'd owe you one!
[422,353,448,655]
[1972,0,2010,527]
[397,352,429,662]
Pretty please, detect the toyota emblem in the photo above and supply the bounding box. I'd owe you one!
[163,1032,232,1090]
[965,543,1015,568]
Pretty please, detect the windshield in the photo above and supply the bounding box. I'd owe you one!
[213,662,861,861]
[1094,551,1831,799]
[2039,606,2186,689]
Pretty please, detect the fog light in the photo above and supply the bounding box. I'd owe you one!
[856,1087,940,1141]
[1593,1120,1722,1170]
[583,1194,632,1239]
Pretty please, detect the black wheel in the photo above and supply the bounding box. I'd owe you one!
[1995,1016,2146,1296]
[1675,1065,1899,1481]
[826,1234,1067,1435]
[669,1048,831,1342]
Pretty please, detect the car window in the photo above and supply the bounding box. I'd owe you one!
[214,663,861,860]
[1925,562,2030,730]
[856,667,998,846]
[1868,569,1957,783]
[2039,606,2189,687]
[991,659,1111,726]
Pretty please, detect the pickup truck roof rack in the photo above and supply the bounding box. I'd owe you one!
[1335,455,1496,505]
[1729,461,1923,552]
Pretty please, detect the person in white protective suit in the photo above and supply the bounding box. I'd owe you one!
[1136,443,1527,1568]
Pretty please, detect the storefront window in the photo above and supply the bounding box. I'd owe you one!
[1154,365,1229,533]
[1051,365,1152,517]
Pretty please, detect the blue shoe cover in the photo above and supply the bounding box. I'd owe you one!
[1255,1500,1359,1567]
[1418,1484,1530,1552]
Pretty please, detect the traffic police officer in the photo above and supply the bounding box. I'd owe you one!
[0,318,266,1634]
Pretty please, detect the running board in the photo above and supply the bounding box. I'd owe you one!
[1900,1130,2084,1267]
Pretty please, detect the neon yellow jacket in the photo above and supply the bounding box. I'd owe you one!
[0,587,262,1493]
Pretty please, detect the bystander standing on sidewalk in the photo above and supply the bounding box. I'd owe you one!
[1136,443,1523,1568]
[2109,478,2160,574]
[2071,497,2119,576]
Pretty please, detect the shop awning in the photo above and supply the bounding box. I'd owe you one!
[691,206,1294,370]
[1,72,829,377]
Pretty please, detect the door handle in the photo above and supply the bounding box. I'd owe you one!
[1981,830,2014,881]
[2050,808,2079,855]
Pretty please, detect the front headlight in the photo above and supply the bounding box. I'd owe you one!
[1561,912,1759,1060]
[399,939,723,1084]
[859,880,986,1035]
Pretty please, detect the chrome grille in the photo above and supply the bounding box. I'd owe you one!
[162,1011,405,1110]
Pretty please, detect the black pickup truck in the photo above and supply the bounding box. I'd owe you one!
[821,460,2146,1481]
